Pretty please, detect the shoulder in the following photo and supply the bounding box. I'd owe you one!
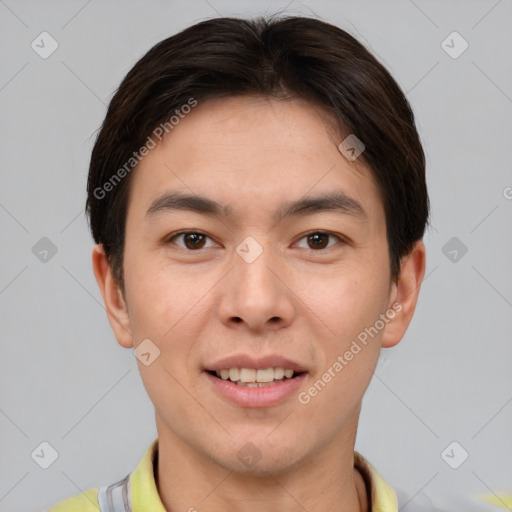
[46,487,99,512]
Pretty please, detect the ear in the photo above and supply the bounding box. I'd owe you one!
[92,244,133,348]
[381,240,426,348]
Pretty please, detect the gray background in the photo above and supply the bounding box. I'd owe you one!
[1,1,511,511]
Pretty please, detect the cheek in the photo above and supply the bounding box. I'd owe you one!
[294,348,377,448]
[300,262,389,344]
[314,265,389,406]
[124,254,192,338]
[124,257,214,378]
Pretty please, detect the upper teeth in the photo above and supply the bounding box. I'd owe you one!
[216,367,295,382]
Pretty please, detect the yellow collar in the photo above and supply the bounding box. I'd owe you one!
[354,450,398,511]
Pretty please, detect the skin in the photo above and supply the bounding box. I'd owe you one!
[93,95,426,512]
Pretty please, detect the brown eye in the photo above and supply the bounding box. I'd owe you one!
[168,231,214,250]
[183,233,206,249]
[307,232,329,249]
[296,231,343,251]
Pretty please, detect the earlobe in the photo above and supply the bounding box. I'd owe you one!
[381,240,426,348]
[91,244,134,348]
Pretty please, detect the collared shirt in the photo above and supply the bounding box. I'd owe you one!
[47,439,398,511]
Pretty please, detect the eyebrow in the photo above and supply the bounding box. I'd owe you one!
[145,190,367,223]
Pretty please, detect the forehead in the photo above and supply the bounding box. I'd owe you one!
[126,95,385,229]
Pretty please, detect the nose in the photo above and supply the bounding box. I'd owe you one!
[216,238,296,333]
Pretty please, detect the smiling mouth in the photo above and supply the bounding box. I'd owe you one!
[207,367,305,387]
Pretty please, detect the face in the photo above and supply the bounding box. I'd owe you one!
[99,95,414,475]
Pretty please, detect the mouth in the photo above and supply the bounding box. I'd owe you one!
[204,354,308,407]
[204,356,308,407]
[207,367,306,387]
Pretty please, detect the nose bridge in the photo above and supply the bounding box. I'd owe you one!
[234,234,280,300]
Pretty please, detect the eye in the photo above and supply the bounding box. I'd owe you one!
[167,231,217,250]
[166,230,346,251]
[295,231,345,250]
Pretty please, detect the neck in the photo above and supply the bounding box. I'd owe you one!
[154,415,368,512]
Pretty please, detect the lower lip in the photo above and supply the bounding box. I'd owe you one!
[205,372,307,408]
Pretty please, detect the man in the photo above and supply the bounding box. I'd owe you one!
[49,14,428,512]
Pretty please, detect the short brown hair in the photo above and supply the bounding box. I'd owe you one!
[86,15,430,290]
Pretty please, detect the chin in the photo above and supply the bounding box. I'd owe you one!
[210,434,310,477]
[219,451,304,477]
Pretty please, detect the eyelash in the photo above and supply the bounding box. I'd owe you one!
[166,230,347,251]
